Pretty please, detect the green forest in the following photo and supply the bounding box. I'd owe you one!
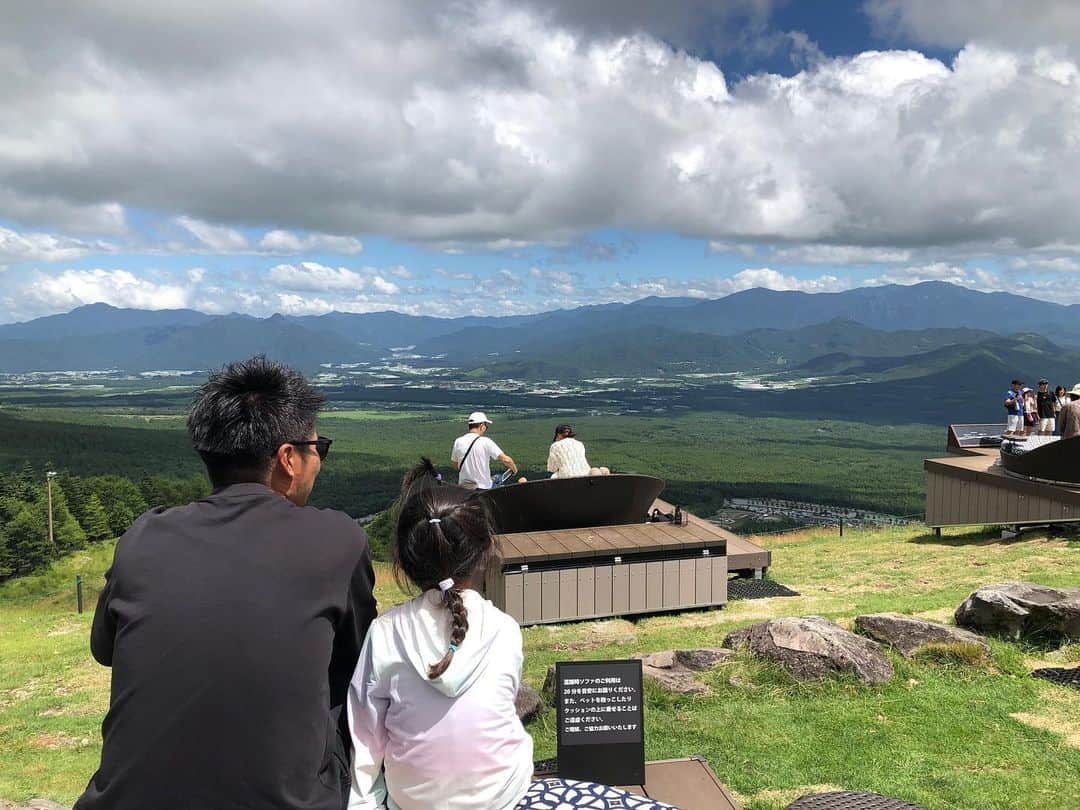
[0,462,207,582]
[0,405,942,580]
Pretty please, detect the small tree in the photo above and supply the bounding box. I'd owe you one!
[3,503,54,576]
[14,460,38,501]
[87,475,149,537]
[25,485,87,554]
[57,472,92,526]
[80,492,113,543]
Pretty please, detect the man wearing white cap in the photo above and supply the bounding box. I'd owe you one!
[450,411,518,489]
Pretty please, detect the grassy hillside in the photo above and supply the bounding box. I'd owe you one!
[2,524,1077,808]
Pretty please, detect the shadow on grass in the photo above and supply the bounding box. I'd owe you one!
[907,526,1033,547]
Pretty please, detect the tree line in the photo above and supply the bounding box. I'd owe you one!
[0,462,208,582]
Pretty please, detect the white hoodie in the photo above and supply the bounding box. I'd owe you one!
[347,589,534,810]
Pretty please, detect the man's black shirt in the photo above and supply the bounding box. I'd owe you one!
[76,483,377,810]
[1037,390,1056,419]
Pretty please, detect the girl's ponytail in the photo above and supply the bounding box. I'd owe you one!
[394,459,497,680]
[428,579,469,679]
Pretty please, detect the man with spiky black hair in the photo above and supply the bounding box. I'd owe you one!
[78,356,377,810]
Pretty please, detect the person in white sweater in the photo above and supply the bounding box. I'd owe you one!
[347,460,675,810]
[547,424,608,479]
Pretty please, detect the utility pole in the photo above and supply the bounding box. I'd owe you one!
[46,470,57,546]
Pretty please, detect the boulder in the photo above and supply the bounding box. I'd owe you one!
[723,616,894,684]
[854,613,989,657]
[954,582,1080,640]
[638,648,732,694]
[674,648,733,671]
[641,663,707,695]
[515,683,545,724]
[640,650,676,669]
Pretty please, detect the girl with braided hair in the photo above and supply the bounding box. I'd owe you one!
[347,460,679,810]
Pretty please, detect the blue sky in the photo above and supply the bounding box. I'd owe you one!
[1,0,1079,323]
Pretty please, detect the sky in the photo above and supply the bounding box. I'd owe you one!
[2,0,1080,323]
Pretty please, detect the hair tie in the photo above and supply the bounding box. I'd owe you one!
[428,517,441,524]
[438,578,455,591]
[448,643,459,652]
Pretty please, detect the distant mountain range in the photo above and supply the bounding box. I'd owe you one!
[0,283,1077,386]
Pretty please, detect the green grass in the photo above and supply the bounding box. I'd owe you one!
[2,523,1078,808]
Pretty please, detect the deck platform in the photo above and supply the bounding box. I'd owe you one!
[621,757,741,810]
[653,498,771,576]
[479,475,770,625]
[924,450,1080,529]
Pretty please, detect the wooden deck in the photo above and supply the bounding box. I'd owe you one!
[620,757,741,809]
[487,500,771,625]
[653,498,771,575]
[925,451,1080,528]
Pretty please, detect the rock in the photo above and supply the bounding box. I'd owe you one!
[640,650,676,669]
[954,582,1080,640]
[641,663,707,695]
[674,648,733,671]
[723,616,894,684]
[515,683,545,724]
[633,648,731,694]
[854,613,989,658]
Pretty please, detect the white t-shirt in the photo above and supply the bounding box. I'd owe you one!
[451,433,503,489]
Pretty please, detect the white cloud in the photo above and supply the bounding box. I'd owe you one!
[863,262,1000,291]
[769,245,913,265]
[721,268,846,294]
[1,2,1079,254]
[529,267,580,295]
[370,276,400,295]
[603,268,848,301]
[865,1,1080,53]
[267,262,369,292]
[21,269,194,314]
[266,261,402,295]
[434,267,476,281]
[1010,256,1080,273]
[175,217,249,251]
[0,226,116,263]
[258,230,364,255]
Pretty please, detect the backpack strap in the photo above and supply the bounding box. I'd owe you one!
[459,435,482,470]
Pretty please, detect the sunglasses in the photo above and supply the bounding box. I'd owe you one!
[288,436,332,460]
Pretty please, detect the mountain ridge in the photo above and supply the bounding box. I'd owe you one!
[1,282,1078,376]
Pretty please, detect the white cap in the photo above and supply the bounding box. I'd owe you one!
[468,411,492,425]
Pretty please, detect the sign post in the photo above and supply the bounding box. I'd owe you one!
[555,659,645,787]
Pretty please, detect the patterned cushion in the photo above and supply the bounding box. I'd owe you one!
[518,778,679,809]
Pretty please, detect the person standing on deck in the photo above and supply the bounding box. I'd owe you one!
[451,411,518,489]
[1055,385,1069,433]
[76,357,377,810]
[1004,379,1024,436]
[1036,379,1056,435]
[1060,384,1080,439]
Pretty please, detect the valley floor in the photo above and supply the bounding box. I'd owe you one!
[1,524,1077,809]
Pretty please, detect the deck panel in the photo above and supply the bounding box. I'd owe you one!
[925,452,1080,528]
